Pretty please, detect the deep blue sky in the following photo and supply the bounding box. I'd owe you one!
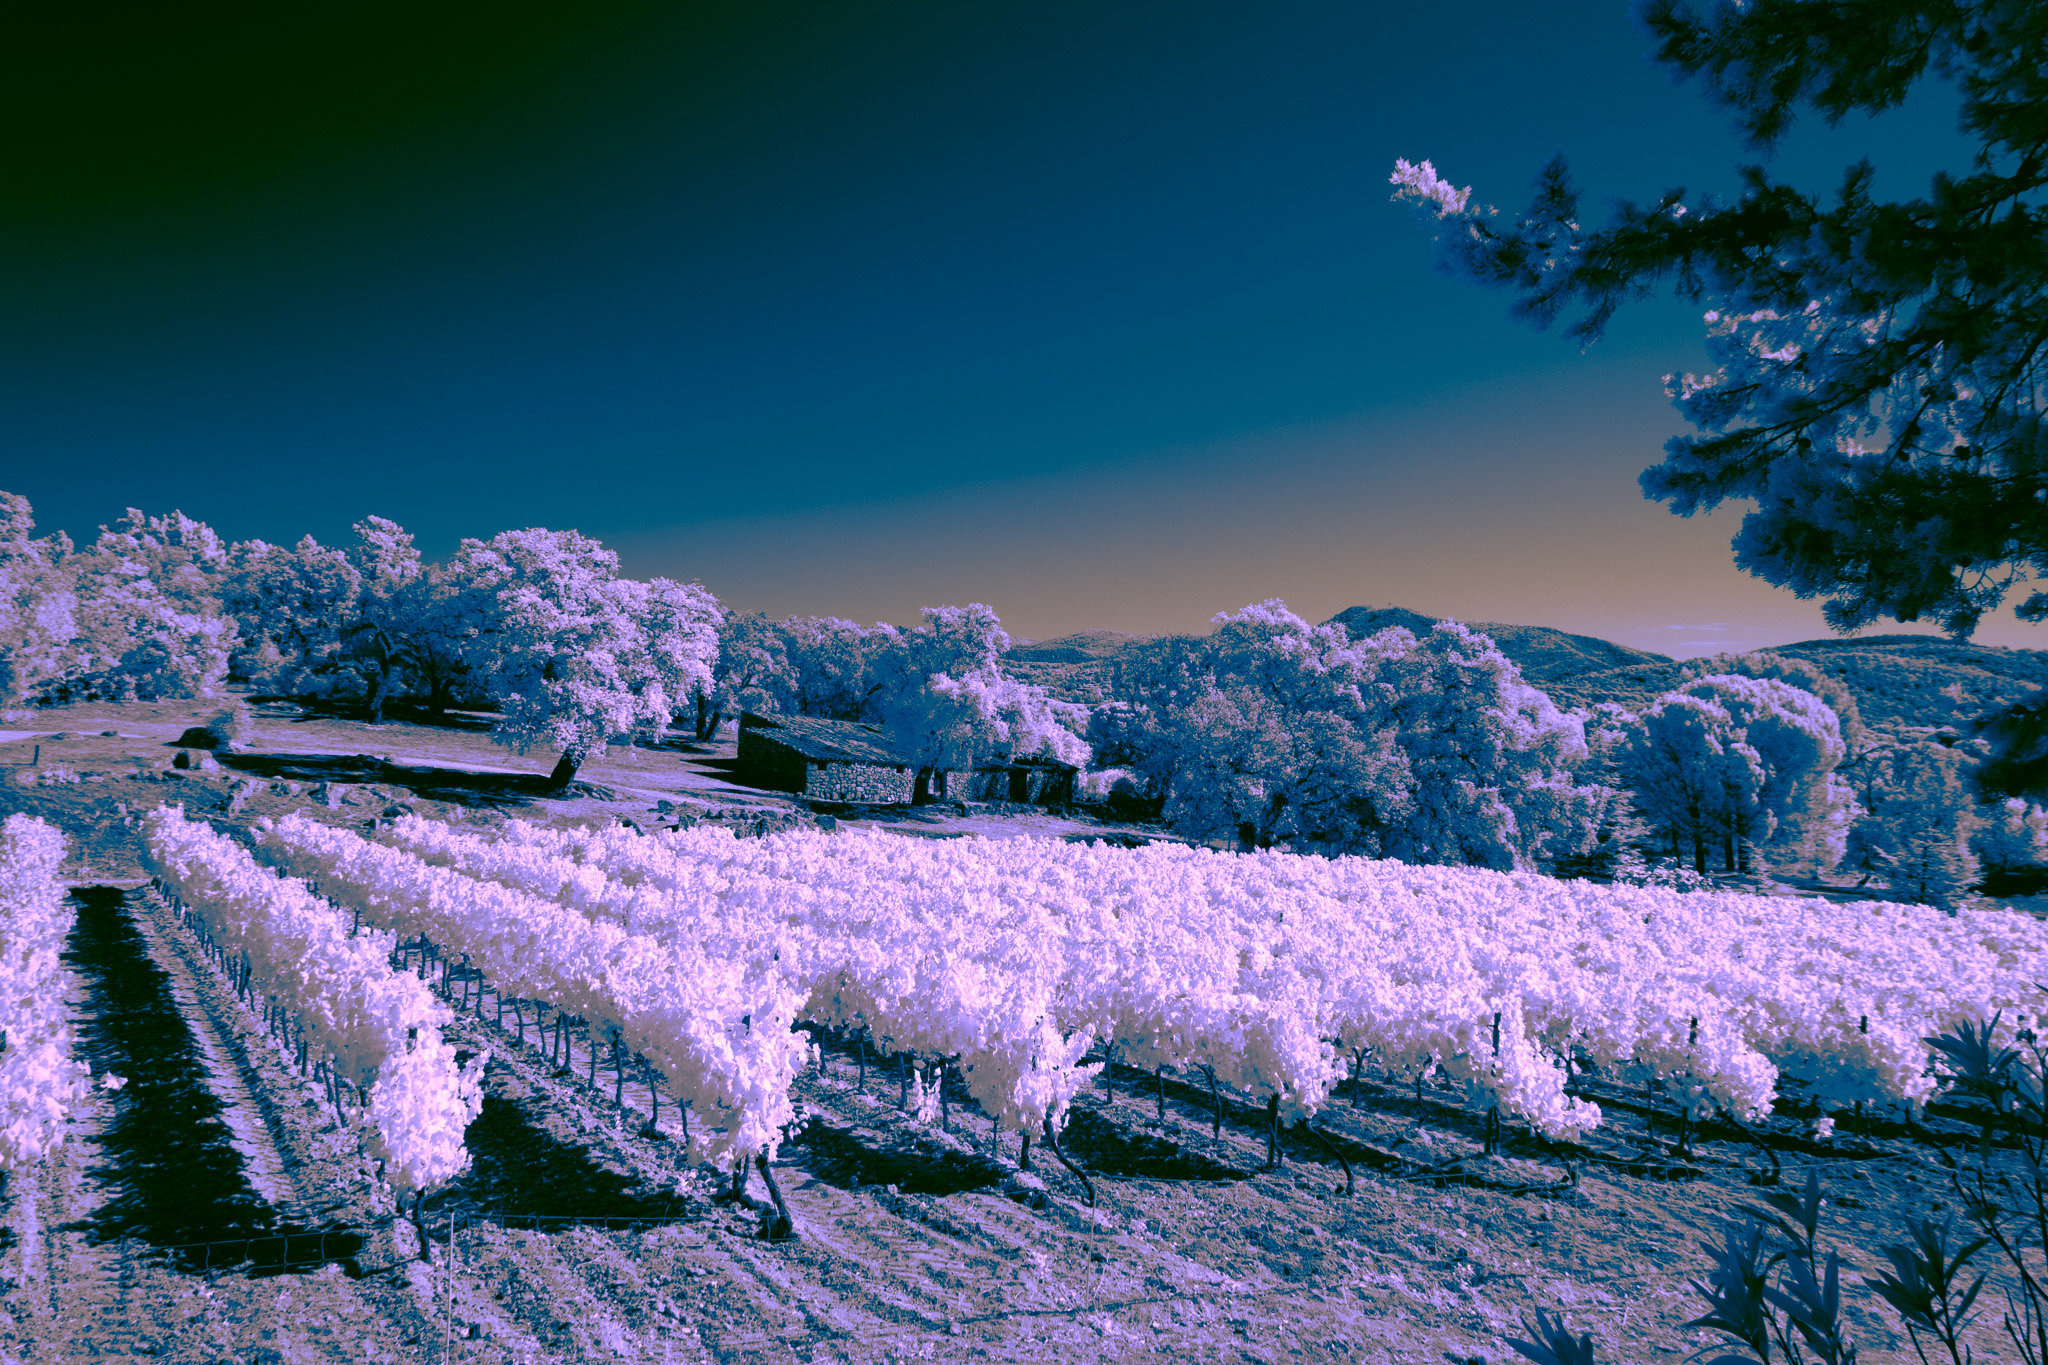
[0,2,2010,656]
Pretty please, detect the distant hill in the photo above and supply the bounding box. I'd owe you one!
[1007,611,2048,734]
[1548,634,2048,729]
[1007,630,1153,664]
[1322,606,1672,686]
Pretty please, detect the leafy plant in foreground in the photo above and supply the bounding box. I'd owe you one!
[1509,1010,2048,1364]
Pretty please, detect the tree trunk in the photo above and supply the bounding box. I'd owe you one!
[696,695,718,741]
[1692,824,1707,874]
[364,661,392,724]
[548,747,584,789]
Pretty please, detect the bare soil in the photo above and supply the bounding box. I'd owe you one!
[0,699,2037,1364]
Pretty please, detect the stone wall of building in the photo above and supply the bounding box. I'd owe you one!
[803,760,914,804]
[735,731,810,794]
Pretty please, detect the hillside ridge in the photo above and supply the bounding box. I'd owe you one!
[1009,610,2048,732]
[1321,605,1672,685]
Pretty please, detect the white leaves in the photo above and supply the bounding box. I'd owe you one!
[443,528,722,762]
[1147,602,1602,869]
[0,815,86,1169]
[871,605,1090,776]
[310,809,2048,1155]
[147,808,468,1193]
[266,813,805,1173]
[1624,673,1853,876]
[1389,158,1472,216]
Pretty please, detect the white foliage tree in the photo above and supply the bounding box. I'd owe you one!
[222,534,363,691]
[782,615,893,719]
[1389,1,2048,641]
[615,576,722,742]
[343,515,427,723]
[1625,674,1854,876]
[70,509,238,701]
[888,666,1091,799]
[701,610,796,740]
[872,605,1088,802]
[0,493,80,707]
[1843,740,1981,910]
[446,527,675,786]
[1146,601,1604,869]
[1373,619,1607,869]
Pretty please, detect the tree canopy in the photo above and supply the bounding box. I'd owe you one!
[443,527,719,785]
[1111,601,1606,870]
[1624,672,1854,875]
[1393,0,2048,640]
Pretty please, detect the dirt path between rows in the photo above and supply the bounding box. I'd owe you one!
[0,886,446,1364]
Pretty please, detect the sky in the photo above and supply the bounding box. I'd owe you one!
[0,2,2019,660]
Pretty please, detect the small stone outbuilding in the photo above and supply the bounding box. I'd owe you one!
[735,712,919,803]
[735,711,1079,807]
[959,757,1079,806]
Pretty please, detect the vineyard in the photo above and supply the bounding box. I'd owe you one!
[4,795,2047,1362]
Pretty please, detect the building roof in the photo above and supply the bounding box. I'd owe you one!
[740,711,909,767]
[739,710,1081,772]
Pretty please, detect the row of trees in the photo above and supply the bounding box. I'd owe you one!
[1086,600,2006,908]
[0,494,1086,789]
[0,491,2019,904]
[1087,601,1610,870]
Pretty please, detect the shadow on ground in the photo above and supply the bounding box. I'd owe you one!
[254,696,498,735]
[789,1117,1011,1195]
[65,887,364,1276]
[216,752,614,809]
[434,1079,690,1227]
[1057,1106,1250,1182]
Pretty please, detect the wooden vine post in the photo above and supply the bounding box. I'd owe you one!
[1676,1016,1701,1156]
[408,1188,433,1263]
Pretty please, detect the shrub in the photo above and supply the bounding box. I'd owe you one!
[175,701,254,752]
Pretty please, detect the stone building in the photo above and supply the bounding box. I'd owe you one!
[734,711,1079,807]
[958,757,1079,806]
[735,712,919,803]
